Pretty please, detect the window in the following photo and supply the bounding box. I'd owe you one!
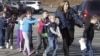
[89,1,100,11]
[26,2,35,4]
[38,2,41,4]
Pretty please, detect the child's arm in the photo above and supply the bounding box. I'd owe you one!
[39,19,50,26]
[50,26,62,39]
[27,19,39,24]
[56,26,62,39]
[50,27,58,35]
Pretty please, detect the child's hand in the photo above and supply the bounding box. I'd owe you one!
[58,34,62,39]
[38,18,41,21]
[90,18,97,24]
[45,22,50,26]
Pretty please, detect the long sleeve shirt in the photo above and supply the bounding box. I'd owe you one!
[48,22,61,37]
[22,17,38,32]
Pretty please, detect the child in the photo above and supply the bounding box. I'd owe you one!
[6,14,17,49]
[37,10,50,52]
[0,12,7,49]
[22,11,39,56]
[43,15,62,56]
[79,15,98,56]
[17,14,25,51]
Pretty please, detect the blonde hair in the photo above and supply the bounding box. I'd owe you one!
[49,15,55,19]
[57,0,70,12]
[91,15,99,20]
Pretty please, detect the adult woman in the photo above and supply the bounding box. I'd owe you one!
[55,1,83,56]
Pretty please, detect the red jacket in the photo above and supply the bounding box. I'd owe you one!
[38,19,46,33]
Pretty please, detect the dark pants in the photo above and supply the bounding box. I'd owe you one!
[6,28,14,46]
[0,29,3,46]
[37,33,48,50]
[2,29,6,46]
[29,32,33,49]
[60,27,74,56]
[82,23,94,56]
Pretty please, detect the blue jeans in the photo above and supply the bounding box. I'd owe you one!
[0,29,3,46]
[82,39,94,56]
[45,37,58,56]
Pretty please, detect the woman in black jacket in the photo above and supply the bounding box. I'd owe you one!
[55,1,83,56]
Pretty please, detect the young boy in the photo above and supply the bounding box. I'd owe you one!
[0,12,7,49]
[37,10,49,51]
[22,11,40,56]
[79,15,98,56]
[43,15,62,56]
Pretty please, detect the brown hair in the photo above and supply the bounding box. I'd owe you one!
[20,14,26,20]
[42,10,48,13]
[11,14,17,21]
[57,0,70,12]
[91,15,99,20]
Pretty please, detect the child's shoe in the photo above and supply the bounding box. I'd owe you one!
[43,52,47,56]
[6,43,9,49]
[23,51,27,55]
[0,46,3,49]
[10,46,13,50]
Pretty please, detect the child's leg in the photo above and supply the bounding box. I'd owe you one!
[52,38,58,56]
[17,30,20,49]
[6,29,10,43]
[43,37,54,55]
[9,30,14,49]
[6,29,11,48]
[22,32,30,55]
[43,38,48,49]
[2,29,5,46]
[0,29,3,46]
[86,40,94,56]
[29,32,33,49]
[19,30,23,51]
[10,30,13,46]
[37,33,42,50]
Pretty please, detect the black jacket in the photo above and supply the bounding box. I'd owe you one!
[55,8,83,30]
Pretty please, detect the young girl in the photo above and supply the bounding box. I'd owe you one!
[17,14,25,51]
[43,15,62,56]
[6,14,17,49]
[22,11,40,56]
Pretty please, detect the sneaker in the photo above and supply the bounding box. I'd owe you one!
[35,50,39,54]
[0,46,3,49]
[43,53,47,56]
[23,51,27,55]
[79,38,86,51]
[10,46,13,50]
[28,51,33,56]
[19,49,22,52]
[6,43,9,49]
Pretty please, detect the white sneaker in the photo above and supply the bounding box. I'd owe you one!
[10,46,13,50]
[0,46,3,49]
[6,43,9,49]
[79,38,86,51]
[43,53,47,56]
